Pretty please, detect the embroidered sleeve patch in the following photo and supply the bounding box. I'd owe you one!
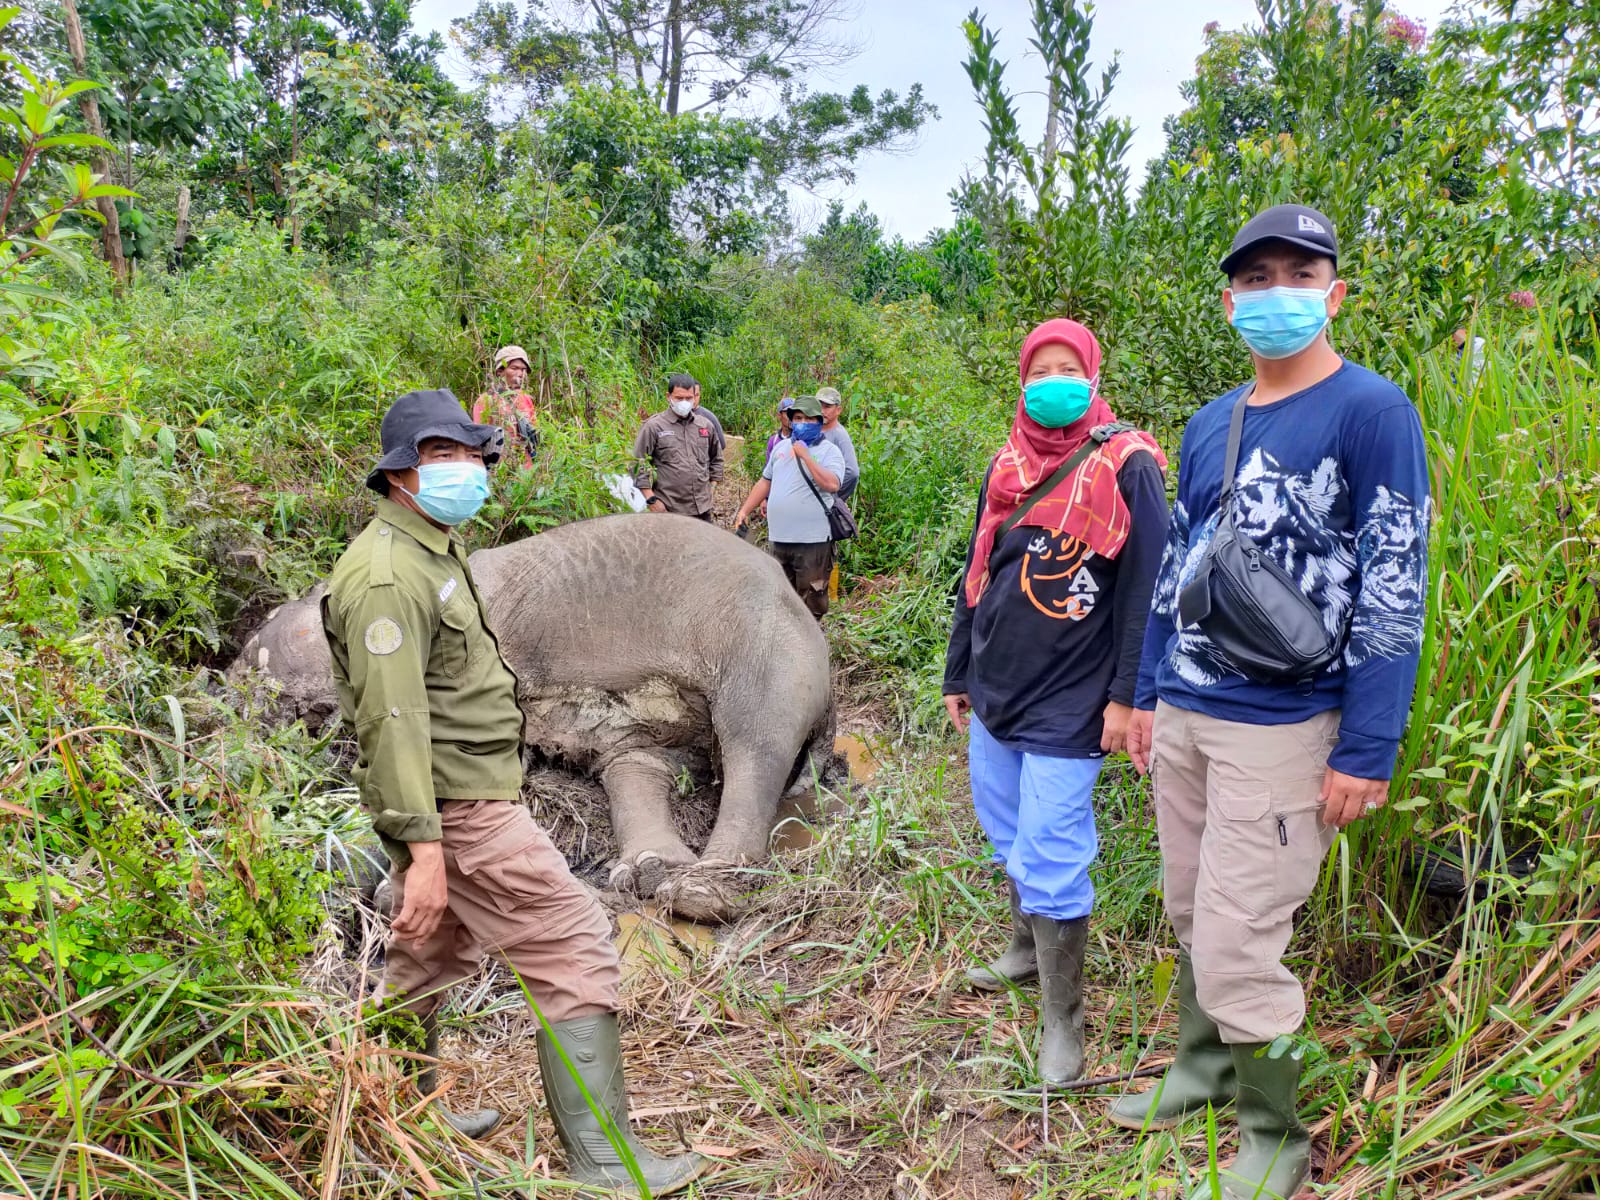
[364,617,404,656]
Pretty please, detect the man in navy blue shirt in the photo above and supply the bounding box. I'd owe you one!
[1109,205,1431,1200]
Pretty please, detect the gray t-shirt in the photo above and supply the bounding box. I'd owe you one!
[821,423,859,500]
[763,439,845,544]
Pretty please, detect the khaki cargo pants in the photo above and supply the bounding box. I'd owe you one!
[1151,701,1340,1043]
[382,800,620,1023]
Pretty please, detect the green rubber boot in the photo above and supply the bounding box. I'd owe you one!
[1188,1042,1311,1200]
[1108,954,1235,1131]
[419,1016,502,1139]
[538,1013,708,1196]
[965,878,1038,991]
[1033,914,1088,1085]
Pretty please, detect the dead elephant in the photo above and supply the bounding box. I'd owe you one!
[229,513,835,922]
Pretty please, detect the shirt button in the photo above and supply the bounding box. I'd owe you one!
[390,707,400,717]
[379,528,389,536]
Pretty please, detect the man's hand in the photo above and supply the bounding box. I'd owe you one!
[646,495,667,512]
[391,840,448,946]
[1320,767,1388,828]
[944,692,971,734]
[1127,707,1156,777]
[1101,701,1134,755]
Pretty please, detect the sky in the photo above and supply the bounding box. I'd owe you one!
[411,0,1464,243]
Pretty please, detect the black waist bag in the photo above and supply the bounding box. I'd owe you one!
[1176,394,1342,682]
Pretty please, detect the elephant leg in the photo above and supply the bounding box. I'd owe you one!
[601,750,697,898]
[700,738,798,866]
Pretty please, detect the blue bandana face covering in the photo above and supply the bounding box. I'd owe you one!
[791,420,824,446]
[408,461,490,525]
[1229,283,1335,360]
[1023,375,1096,428]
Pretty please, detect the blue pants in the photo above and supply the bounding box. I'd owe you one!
[968,714,1103,921]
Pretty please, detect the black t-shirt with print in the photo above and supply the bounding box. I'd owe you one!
[944,451,1168,758]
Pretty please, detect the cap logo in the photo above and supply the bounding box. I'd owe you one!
[1297,214,1326,234]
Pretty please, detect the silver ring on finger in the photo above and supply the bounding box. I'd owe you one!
[1363,801,1379,814]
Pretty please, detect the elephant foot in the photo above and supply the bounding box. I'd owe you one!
[608,845,697,898]
[655,861,762,924]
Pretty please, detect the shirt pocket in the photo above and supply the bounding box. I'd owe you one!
[434,596,479,678]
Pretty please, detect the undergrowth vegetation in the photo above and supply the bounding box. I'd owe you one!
[2,0,1599,1196]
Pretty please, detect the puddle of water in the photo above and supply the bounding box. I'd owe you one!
[835,732,880,782]
[616,904,717,984]
[769,733,879,852]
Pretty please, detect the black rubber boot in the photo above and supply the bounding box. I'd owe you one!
[1188,1042,1311,1200]
[538,1013,708,1196]
[1108,954,1235,1131]
[1033,914,1088,1085]
[418,1015,502,1139]
[966,878,1038,991]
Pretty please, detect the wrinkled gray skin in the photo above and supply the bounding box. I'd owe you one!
[230,513,833,921]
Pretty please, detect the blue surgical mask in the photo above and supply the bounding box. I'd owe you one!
[1229,283,1336,359]
[791,420,824,445]
[1023,375,1095,428]
[406,461,489,526]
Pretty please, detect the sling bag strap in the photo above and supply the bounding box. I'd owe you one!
[995,421,1136,543]
[1217,390,1249,517]
[1177,397,1247,624]
[795,445,855,540]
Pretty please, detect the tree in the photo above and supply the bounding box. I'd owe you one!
[69,0,255,188]
[191,0,468,249]
[1,8,133,374]
[956,0,1133,328]
[453,0,934,186]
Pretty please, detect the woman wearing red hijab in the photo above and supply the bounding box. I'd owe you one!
[944,318,1168,1084]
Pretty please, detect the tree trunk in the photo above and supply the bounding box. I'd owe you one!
[1043,75,1061,164]
[288,2,302,250]
[173,184,191,259]
[59,0,128,286]
[664,0,684,115]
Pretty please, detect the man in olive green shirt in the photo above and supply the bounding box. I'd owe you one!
[321,390,703,1193]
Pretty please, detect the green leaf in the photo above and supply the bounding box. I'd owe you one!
[34,133,113,151]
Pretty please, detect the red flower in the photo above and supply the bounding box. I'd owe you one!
[1382,11,1427,50]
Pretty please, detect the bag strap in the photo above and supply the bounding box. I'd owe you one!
[997,422,1133,541]
[1218,392,1250,517]
[1176,392,1253,627]
[796,447,833,517]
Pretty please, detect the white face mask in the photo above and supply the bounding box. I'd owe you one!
[669,399,694,418]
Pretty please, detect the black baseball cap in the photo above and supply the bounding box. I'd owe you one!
[366,389,504,494]
[1220,203,1339,277]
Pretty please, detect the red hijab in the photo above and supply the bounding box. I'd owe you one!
[964,319,1166,608]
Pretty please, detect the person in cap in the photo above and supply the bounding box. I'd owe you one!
[690,379,727,450]
[732,393,845,618]
[320,389,705,1194]
[472,345,539,468]
[1110,204,1432,1200]
[632,372,724,519]
[942,318,1168,1087]
[815,386,859,501]
[765,396,796,463]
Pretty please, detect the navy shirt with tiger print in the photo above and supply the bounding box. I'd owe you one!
[1134,361,1432,781]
